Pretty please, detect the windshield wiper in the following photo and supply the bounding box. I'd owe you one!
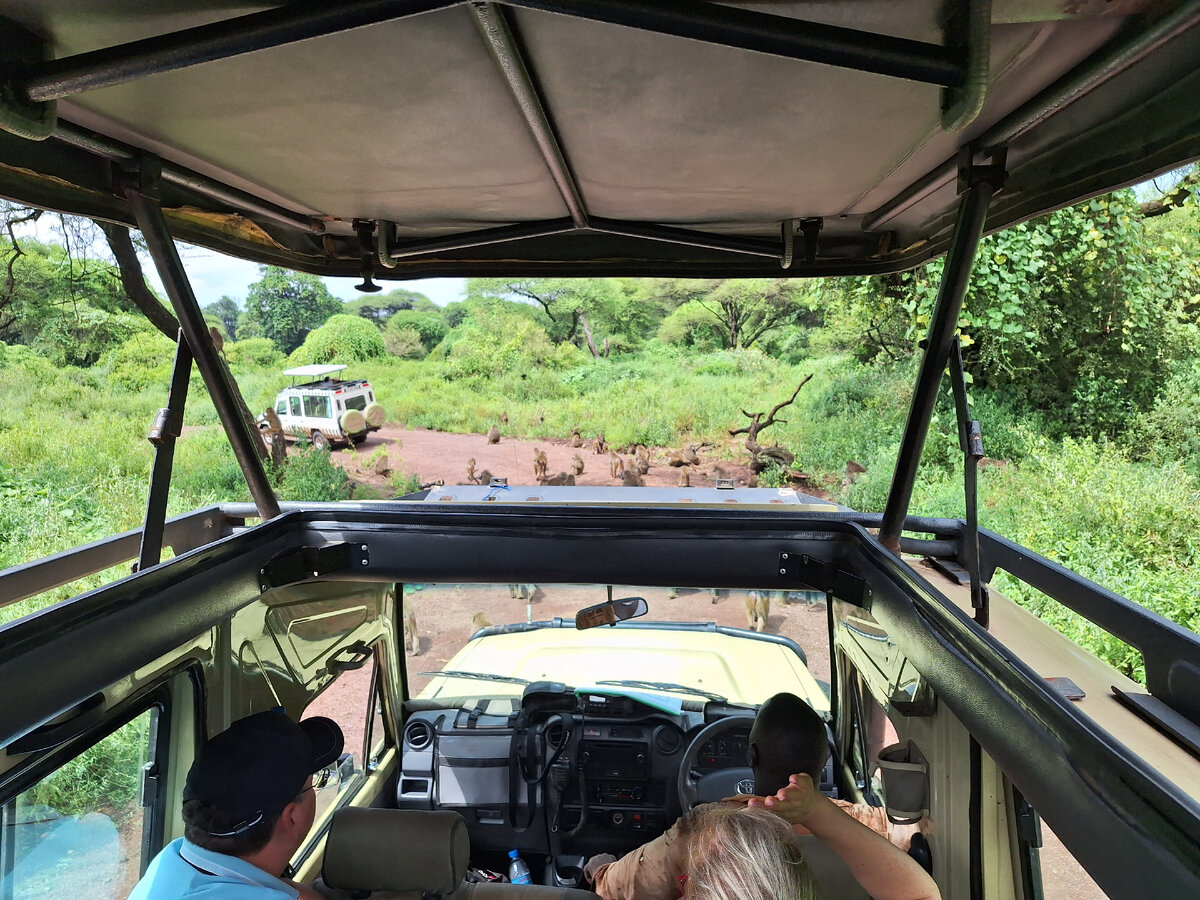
[418,670,531,685]
[594,679,727,702]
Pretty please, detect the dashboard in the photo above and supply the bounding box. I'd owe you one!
[396,684,755,866]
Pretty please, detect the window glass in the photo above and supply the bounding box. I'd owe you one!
[1017,793,1110,900]
[344,395,367,412]
[303,654,379,824]
[0,708,156,900]
[275,398,287,415]
[302,395,331,419]
[289,396,302,417]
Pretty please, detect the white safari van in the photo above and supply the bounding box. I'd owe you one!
[265,365,385,450]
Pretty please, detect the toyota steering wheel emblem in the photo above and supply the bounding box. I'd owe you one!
[735,779,755,795]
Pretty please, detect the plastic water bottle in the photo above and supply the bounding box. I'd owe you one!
[508,849,532,885]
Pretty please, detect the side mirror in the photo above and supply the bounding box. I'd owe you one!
[575,597,648,630]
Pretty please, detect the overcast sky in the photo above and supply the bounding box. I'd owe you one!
[171,244,467,308]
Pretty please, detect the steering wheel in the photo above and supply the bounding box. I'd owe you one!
[677,715,756,810]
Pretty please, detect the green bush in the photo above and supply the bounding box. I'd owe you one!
[385,309,447,352]
[224,336,284,369]
[657,301,724,350]
[275,445,352,501]
[289,314,386,364]
[384,325,427,359]
[33,306,152,368]
[103,331,176,391]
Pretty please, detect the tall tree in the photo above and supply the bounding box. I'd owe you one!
[644,279,816,349]
[241,266,342,353]
[204,296,240,340]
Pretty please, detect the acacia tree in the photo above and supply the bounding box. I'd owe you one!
[240,266,342,353]
[203,296,240,339]
[646,278,817,349]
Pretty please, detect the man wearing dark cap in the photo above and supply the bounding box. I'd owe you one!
[129,709,344,900]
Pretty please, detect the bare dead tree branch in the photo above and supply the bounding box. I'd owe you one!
[729,375,813,441]
[99,221,180,339]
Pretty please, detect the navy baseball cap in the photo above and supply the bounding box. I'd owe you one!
[184,710,344,833]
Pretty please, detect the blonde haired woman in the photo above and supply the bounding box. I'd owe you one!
[679,804,815,900]
[680,776,940,900]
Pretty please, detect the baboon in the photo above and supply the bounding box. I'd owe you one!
[500,411,509,425]
[713,464,728,481]
[594,432,607,454]
[509,583,537,600]
[570,427,583,448]
[540,471,576,486]
[466,457,478,483]
[486,424,501,444]
[621,469,644,486]
[533,448,549,481]
[471,612,493,632]
[209,325,225,354]
[635,444,650,465]
[747,473,758,488]
[609,450,625,478]
[403,605,420,656]
[842,459,867,487]
[635,454,650,476]
[745,590,770,632]
[667,586,718,601]
[677,468,690,487]
[667,445,701,467]
[262,408,287,468]
[476,468,493,485]
[570,453,585,476]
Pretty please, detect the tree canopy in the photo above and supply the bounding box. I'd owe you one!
[239,266,342,353]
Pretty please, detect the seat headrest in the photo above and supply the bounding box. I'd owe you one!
[322,808,470,893]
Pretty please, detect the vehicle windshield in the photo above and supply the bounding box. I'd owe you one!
[403,582,830,711]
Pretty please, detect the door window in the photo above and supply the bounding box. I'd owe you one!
[289,396,302,417]
[302,395,331,419]
[0,708,158,900]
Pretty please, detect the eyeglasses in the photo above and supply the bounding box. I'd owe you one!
[313,764,337,790]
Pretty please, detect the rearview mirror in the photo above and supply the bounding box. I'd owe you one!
[575,597,648,630]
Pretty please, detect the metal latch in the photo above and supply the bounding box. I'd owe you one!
[259,542,368,591]
[777,552,870,608]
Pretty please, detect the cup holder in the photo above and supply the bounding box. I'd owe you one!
[547,854,586,888]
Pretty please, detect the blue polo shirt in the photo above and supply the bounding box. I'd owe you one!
[128,838,299,900]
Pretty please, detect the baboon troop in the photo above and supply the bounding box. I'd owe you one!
[540,471,575,486]
[609,450,625,478]
[677,468,690,487]
[570,453,585,476]
[509,583,536,600]
[745,590,771,632]
[621,469,644,486]
[403,604,420,656]
[470,612,493,632]
[486,424,500,444]
[533,448,548,481]
[667,445,700,467]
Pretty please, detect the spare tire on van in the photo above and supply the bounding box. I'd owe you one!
[340,409,367,435]
[364,403,386,429]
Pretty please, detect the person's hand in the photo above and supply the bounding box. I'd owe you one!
[754,773,825,828]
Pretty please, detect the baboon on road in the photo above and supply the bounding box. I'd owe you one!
[476,468,493,485]
[570,453,585,476]
[667,586,718,601]
[594,432,607,454]
[570,427,583,448]
[677,468,690,487]
[471,612,493,632]
[745,590,771,632]
[466,458,478,483]
[609,451,625,478]
[403,604,420,656]
[533,448,549,481]
[509,583,537,600]
[540,471,576,486]
[486,424,501,444]
[621,469,644,486]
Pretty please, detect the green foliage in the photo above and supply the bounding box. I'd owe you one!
[644,279,818,350]
[289,313,386,364]
[343,288,435,324]
[444,300,580,379]
[203,296,240,340]
[103,330,176,391]
[385,309,447,352]
[224,336,285,370]
[24,712,150,817]
[31,305,151,367]
[241,266,342,353]
[1125,357,1200,477]
[384,324,427,359]
[275,445,352,501]
[657,300,725,350]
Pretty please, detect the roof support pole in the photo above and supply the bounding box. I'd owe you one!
[121,161,281,521]
[137,330,192,571]
[879,165,1003,552]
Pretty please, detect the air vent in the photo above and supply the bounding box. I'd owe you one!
[655,726,683,755]
[405,719,434,751]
